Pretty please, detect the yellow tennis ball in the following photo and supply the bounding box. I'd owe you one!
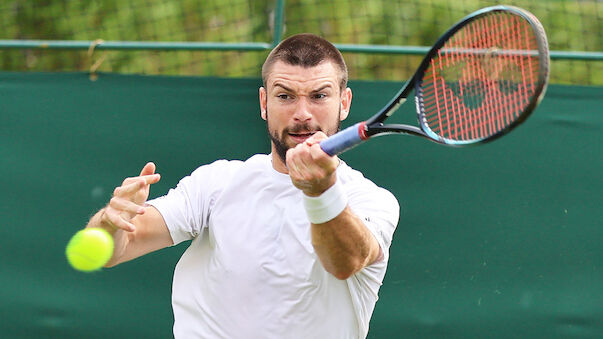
[66,228,114,272]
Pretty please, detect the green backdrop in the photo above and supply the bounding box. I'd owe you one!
[0,72,601,338]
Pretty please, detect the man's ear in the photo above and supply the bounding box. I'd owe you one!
[259,86,267,120]
[339,87,352,121]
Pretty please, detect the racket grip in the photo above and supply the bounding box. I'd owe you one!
[319,122,369,156]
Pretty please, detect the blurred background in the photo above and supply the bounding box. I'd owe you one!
[0,0,601,84]
[1,1,601,338]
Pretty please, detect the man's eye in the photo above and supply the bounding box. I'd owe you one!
[277,94,290,100]
[313,93,327,99]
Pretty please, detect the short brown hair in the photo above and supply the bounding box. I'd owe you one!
[261,33,348,90]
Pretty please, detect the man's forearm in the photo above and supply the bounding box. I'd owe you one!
[311,206,380,280]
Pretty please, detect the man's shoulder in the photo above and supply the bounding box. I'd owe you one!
[189,154,269,178]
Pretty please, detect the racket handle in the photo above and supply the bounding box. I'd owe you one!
[320,122,369,156]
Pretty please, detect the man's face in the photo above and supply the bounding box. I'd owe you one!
[259,60,352,164]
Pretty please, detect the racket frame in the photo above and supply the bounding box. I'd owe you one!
[319,5,550,156]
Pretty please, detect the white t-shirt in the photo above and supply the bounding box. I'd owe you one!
[148,154,399,339]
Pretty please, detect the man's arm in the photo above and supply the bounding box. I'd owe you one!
[310,206,381,280]
[286,134,381,280]
[84,162,173,267]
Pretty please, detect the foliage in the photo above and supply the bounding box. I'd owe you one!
[0,0,600,84]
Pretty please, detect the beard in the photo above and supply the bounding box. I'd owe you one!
[266,107,342,164]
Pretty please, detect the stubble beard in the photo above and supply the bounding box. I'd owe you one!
[266,107,341,164]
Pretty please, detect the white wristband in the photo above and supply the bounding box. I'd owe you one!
[303,180,348,224]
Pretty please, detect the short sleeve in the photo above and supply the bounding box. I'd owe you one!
[147,160,241,245]
[342,175,400,337]
[347,184,400,263]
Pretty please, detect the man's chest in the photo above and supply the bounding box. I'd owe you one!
[205,178,321,282]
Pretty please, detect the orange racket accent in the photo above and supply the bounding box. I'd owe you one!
[420,11,542,141]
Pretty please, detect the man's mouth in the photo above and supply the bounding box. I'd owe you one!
[288,131,316,144]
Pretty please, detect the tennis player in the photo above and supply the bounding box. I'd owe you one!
[84,33,399,338]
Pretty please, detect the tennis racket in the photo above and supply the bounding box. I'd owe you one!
[320,5,550,156]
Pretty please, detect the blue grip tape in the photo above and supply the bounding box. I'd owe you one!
[320,123,366,156]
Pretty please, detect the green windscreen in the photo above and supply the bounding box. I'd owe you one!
[0,72,601,338]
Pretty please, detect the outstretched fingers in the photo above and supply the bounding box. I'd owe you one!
[102,207,137,232]
[116,174,160,196]
[110,196,146,215]
[103,163,161,232]
[140,162,156,177]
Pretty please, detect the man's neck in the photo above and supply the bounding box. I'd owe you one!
[270,145,289,174]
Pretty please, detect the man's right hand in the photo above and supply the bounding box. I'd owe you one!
[101,162,161,232]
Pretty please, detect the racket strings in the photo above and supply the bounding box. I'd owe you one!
[420,11,542,141]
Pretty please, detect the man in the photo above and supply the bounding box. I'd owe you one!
[84,33,399,338]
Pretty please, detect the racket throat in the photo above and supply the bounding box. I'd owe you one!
[357,121,370,140]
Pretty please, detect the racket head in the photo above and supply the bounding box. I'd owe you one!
[414,5,550,145]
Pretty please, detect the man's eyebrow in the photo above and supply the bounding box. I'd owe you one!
[272,83,333,93]
[310,84,334,93]
[273,83,294,92]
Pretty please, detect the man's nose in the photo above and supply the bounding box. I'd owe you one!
[293,97,312,122]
